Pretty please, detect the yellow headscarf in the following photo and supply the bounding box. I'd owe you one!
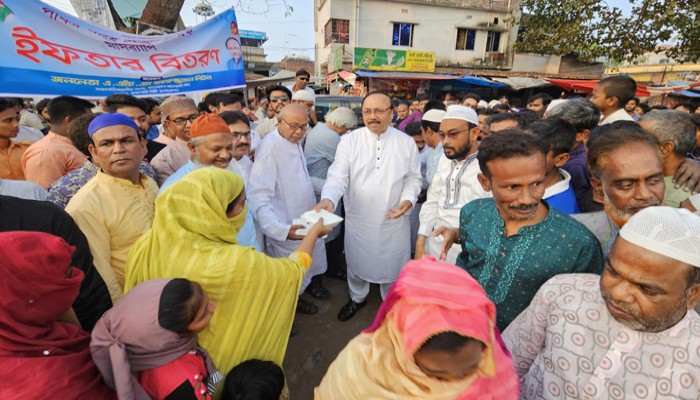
[125,168,305,373]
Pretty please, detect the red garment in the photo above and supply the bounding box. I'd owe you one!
[0,231,116,399]
[139,351,211,400]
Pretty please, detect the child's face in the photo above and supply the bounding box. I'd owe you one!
[590,84,615,113]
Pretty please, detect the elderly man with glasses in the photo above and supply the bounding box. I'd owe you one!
[150,95,199,185]
[255,85,292,138]
[316,91,422,321]
[158,112,260,250]
[248,104,330,322]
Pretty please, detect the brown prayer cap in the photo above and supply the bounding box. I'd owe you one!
[160,96,197,119]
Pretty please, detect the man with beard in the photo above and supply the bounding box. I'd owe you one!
[437,130,602,330]
[574,128,664,256]
[415,106,490,264]
[316,91,421,321]
[158,112,259,249]
[504,206,700,400]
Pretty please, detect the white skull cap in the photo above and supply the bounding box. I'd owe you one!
[619,206,700,268]
[422,109,446,123]
[443,105,478,126]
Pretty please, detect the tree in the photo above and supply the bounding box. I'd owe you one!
[513,0,700,63]
[105,0,293,32]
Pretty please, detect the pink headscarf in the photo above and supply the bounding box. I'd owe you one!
[316,256,519,399]
[90,278,216,400]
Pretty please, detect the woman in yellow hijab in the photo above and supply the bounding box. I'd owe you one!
[125,168,330,374]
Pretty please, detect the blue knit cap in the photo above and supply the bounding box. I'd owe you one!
[88,113,139,137]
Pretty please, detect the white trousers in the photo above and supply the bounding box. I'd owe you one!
[347,269,393,303]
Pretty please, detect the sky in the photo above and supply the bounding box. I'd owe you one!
[44,0,634,63]
[43,0,316,62]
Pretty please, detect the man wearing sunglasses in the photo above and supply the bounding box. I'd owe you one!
[286,69,315,97]
[150,95,199,185]
[255,85,292,139]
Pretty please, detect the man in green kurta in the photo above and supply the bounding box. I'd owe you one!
[437,130,603,331]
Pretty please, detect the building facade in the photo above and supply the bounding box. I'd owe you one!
[314,0,521,76]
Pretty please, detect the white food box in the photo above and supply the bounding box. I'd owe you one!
[293,209,343,236]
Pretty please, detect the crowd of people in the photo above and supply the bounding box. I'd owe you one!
[1,71,700,399]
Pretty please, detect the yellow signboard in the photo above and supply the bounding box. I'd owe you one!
[354,48,435,73]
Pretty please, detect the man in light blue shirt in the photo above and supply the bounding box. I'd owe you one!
[159,112,260,250]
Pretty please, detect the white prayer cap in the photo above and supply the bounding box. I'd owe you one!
[422,109,446,123]
[444,105,478,126]
[477,100,488,109]
[619,206,700,268]
[487,100,500,109]
[292,90,315,102]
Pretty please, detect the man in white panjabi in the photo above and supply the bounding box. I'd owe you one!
[317,91,422,322]
[415,105,490,265]
[248,104,329,315]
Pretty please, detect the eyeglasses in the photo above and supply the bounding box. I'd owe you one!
[231,130,251,140]
[361,107,391,116]
[437,128,471,139]
[297,77,309,81]
[281,118,309,132]
[169,115,198,125]
[269,95,289,103]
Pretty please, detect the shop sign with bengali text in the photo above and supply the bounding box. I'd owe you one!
[353,47,435,73]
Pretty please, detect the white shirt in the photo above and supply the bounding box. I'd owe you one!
[543,169,573,199]
[248,129,326,290]
[599,108,635,125]
[322,126,421,283]
[255,117,278,138]
[418,151,490,263]
[504,274,700,400]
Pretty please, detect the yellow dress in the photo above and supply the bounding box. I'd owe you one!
[124,168,309,374]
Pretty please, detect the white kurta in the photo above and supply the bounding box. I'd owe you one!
[248,130,327,292]
[322,127,422,283]
[419,152,490,264]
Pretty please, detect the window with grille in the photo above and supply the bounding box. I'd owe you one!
[486,31,501,52]
[392,23,414,47]
[324,19,350,46]
[456,28,476,50]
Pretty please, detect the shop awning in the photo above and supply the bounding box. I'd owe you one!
[546,79,651,97]
[354,71,505,87]
[246,69,296,88]
[491,77,551,90]
[670,89,700,98]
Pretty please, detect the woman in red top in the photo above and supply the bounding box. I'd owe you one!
[91,278,221,400]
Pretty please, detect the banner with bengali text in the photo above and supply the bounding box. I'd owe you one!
[0,0,246,98]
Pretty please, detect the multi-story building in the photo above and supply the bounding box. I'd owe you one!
[240,30,274,77]
[314,0,521,76]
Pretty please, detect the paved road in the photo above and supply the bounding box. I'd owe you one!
[283,277,383,399]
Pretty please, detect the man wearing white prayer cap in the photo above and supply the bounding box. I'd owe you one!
[416,105,490,264]
[504,206,700,400]
[291,89,318,127]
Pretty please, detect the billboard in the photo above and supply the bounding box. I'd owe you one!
[353,47,435,73]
